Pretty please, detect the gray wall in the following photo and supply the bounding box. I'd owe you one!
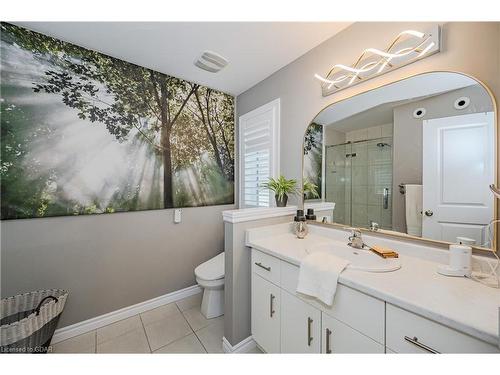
[392,85,494,233]
[236,22,500,209]
[1,204,232,327]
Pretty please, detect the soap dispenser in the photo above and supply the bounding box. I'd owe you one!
[294,210,308,239]
[305,208,317,221]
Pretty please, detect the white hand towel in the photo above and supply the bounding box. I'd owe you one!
[405,184,423,236]
[296,251,350,306]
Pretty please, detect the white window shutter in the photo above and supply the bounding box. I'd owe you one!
[239,99,280,208]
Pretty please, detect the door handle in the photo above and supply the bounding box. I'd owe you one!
[307,317,313,346]
[424,210,433,217]
[325,328,332,353]
[404,336,440,353]
[269,294,275,318]
[255,262,271,271]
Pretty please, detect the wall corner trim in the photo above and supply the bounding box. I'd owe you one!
[51,284,202,344]
[222,335,257,353]
[222,202,335,224]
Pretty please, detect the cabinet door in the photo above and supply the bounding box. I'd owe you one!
[281,290,321,353]
[251,274,281,353]
[322,313,384,353]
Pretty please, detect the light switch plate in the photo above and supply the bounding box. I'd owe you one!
[174,208,182,224]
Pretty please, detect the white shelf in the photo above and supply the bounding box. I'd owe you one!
[222,202,335,224]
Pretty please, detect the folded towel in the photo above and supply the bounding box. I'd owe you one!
[405,184,423,236]
[296,251,350,306]
[370,245,399,258]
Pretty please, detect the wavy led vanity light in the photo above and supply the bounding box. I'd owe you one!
[316,27,440,96]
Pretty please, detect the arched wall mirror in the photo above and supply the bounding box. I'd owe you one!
[303,72,498,251]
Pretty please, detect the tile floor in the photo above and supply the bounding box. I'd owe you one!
[51,292,243,354]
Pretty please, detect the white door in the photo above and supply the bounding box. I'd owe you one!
[422,112,495,245]
[280,290,321,353]
[251,274,281,353]
[321,313,384,353]
[239,99,280,208]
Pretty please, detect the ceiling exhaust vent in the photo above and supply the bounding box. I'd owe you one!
[194,51,228,73]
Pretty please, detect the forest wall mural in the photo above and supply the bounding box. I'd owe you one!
[303,122,323,200]
[0,23,235,220]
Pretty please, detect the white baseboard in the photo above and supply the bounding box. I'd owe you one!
[222,336,257,353]
[51,284,202,344]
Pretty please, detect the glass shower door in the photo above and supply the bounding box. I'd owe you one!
[325,137,393,229]
[325,143,351,225]
[365,137,393,229]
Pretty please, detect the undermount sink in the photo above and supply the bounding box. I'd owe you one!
[307,242,401,273]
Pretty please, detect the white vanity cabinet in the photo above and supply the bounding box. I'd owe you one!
[250,248,499,354]
[321,313,385,353]
[386,304,499,353]
[251,248,385,354]
[251,274,281,353]
[280,290,321,353]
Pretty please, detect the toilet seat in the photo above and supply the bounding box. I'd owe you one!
[195,252,224,281]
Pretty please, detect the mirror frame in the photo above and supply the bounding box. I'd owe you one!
[302,70,498,254]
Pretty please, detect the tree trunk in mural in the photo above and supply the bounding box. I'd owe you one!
[191,87,235,182]
[0,22,235,219]
[150,71,198,208]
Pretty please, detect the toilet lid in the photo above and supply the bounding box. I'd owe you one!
[195,252,224,280]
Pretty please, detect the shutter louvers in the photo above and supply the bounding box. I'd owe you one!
[242,118,272,207]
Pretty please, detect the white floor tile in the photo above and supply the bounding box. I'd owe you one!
[176,293,203,312]
[195,319,224,353]
[96,315,143,344]
[182,306,223,332]
[51,331,96,353]
[97,328,150,353]
[143,311,192,351]
[153,333,206,354]
[140,303,180,326]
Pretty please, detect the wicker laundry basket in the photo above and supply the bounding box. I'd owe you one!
[1,289,68,354]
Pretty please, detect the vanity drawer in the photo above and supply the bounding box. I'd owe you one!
[280,260,385,344]
[386,304,499,353]
[252,249,281,285]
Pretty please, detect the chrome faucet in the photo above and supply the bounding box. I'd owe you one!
[347,228,364,249]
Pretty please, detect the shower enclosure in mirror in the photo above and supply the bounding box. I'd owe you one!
[303,72,497,251]
[325,136,393,229]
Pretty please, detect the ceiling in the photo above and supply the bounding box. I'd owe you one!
[315,72,479,128]
[14,22,352,95]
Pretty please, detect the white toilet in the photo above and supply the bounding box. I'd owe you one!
[194,252,225,319]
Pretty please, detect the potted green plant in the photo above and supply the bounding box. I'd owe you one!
[261,176,298,207]
[303,179,320,200]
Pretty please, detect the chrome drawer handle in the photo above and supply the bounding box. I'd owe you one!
[404,336,440,354]
[307,317,313,346]
[326,328,332,354]
[270,294,275,318]
[255,262,271,272]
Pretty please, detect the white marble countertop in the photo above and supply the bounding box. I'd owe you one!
[246,223,500,346]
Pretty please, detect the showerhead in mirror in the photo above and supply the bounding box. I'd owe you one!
[376,142,391,148]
